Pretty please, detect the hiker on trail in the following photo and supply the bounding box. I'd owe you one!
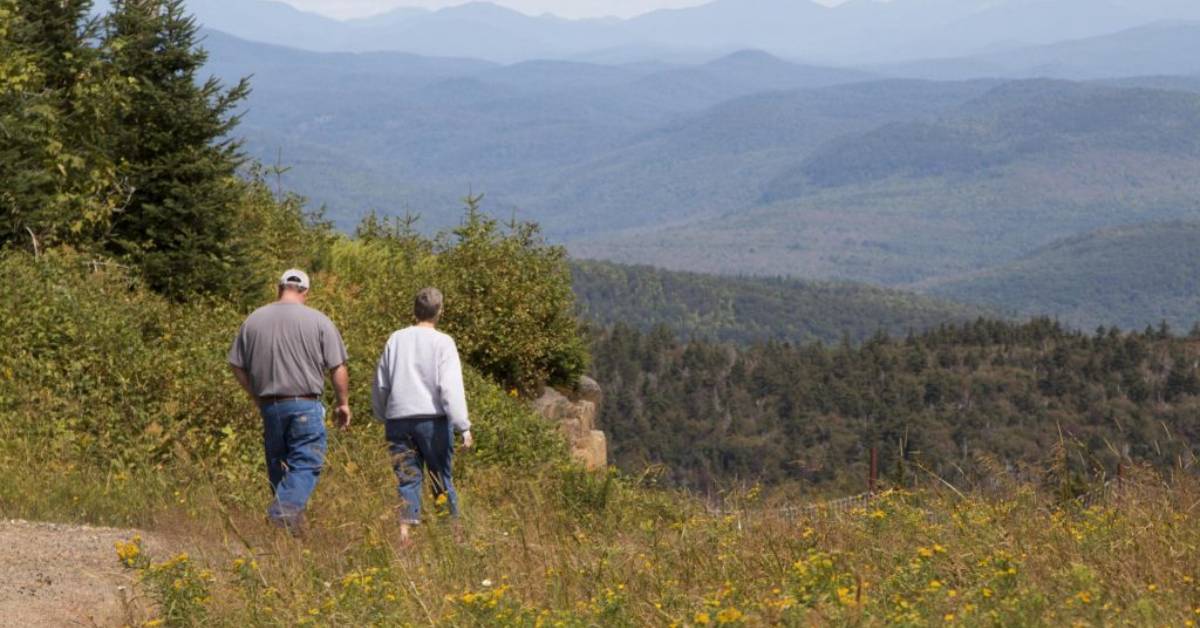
[228,269,351,533]
[371,287,473,544]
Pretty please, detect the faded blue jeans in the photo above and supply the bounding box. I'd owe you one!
[261,399,327,526]
[385,417,459,524]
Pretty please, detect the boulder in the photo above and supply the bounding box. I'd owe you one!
[576,376,603,405]
[533,381,607,470]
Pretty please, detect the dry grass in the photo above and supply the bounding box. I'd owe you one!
[5,428,1196,627]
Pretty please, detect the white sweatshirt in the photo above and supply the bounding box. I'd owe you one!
[371,326,471,432]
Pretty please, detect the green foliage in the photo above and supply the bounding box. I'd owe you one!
[436,196,588,392]
[338,197,588,393]
[930,221,1200,331]
[0,203,577,484]
[102,0,253,300]
[591,319,1200,492]
[0,0,126,249]
[572,259,989,345]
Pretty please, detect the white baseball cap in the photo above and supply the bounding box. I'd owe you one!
[279,269,311,291]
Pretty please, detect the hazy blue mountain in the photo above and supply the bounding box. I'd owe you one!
[765,80,1200,194]
[570,80,1200,286]
[332,3,631,63]
[198,31,877,230]
[518,79,996,237]
[928,222,1200,330]
[100,0,1200,66]
[887,21,1200,80]
[196,28,1200,329]
[181,0,347,51]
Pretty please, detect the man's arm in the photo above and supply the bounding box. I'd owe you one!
[370,342,391,423]
[230,365,257,406]
[438,340,472,448]
[330,363,352,430]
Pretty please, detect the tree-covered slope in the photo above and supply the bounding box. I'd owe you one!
[928,222,1200,331]
[572,260,989,345]
[592,319,1200,491]
[765,80,1200,195]
[573,80,1200,287]
[531,79,996,237]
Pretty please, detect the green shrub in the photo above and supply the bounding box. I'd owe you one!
[340,197,589,394]
[0,232,573,487]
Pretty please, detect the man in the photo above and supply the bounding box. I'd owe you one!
[229,269,351,533]
[371,287,473,545]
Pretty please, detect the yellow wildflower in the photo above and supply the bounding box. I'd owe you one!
[716,607,743,624]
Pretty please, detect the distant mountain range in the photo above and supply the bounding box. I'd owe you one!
[176,9,1200,332]
[886,21,1200,80]
[96,0,1200,65]
[928,222,1200,331]
[570,79,1200,330]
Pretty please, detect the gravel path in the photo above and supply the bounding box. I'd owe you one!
[0,520,155,627]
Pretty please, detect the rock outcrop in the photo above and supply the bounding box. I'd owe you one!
[534,376,607,470]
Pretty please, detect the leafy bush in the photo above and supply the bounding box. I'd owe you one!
[334,197,588,393]
[0,209,575,482]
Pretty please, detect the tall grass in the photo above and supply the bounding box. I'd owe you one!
[6,430,1197,627]
[1,247,1196,626]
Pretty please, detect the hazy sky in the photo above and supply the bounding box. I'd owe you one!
[280,0,842,20]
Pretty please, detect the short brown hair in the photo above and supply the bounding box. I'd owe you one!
[414,287,444,322]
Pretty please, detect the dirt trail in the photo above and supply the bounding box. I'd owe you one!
[0,519,154,627]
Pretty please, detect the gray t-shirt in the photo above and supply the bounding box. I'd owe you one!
[228,303,348,397]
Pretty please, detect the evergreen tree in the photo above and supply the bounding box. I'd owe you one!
[102,0,251,299]
[0,0,122,249]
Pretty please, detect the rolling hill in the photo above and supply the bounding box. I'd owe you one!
[927,222,1200,331]
[198,31,875,231]
[519,78,995,237]
[765,79,1200,193]
[571,80,1200,291]
[572,260,990,345]
[887,21,1200,81]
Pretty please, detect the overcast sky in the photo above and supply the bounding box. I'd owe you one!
[279,0,842,20]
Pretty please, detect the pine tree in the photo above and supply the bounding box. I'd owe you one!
[0,0,122,249]
[102,0,252,299]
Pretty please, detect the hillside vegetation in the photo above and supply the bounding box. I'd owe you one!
[930,221,1200,330]
[574,80,1200,304]
[572,260,989,345]
[592,319,1200,492]
[5,4,1200,626]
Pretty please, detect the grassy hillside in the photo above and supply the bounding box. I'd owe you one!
[572,260,989,345]
[4,248,1198,628]
[929,222,1200,331]
[4,251,1197,627]
[573,80,1200,291]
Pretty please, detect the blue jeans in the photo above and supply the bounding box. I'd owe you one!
[386,418,458,524]
[261,399,327,525]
